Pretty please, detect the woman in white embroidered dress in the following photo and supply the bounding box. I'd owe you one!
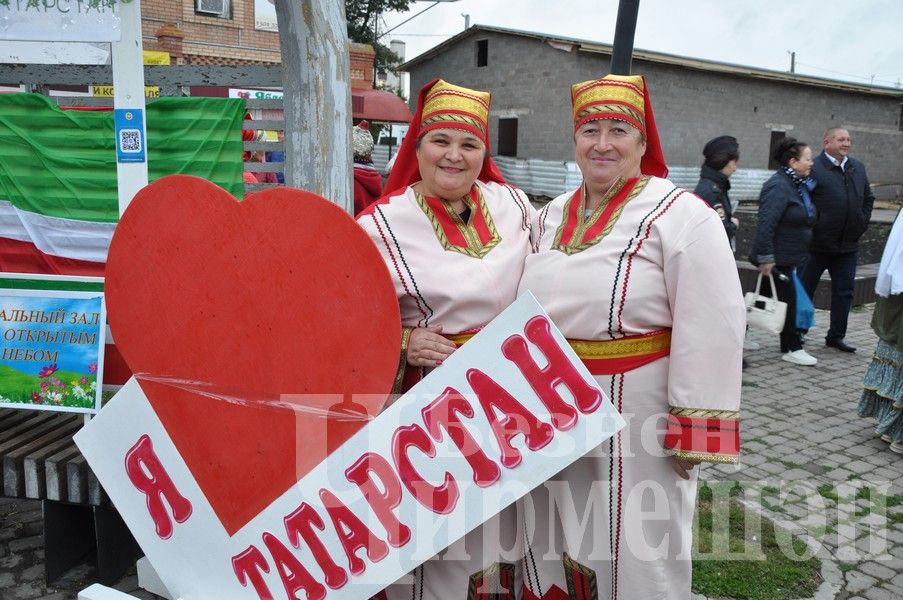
[517,74,745,600]
[357,79,533,600]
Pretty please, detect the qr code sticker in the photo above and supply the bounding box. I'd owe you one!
[119,129,142,153]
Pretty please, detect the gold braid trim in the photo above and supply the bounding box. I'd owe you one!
[576,103,644,126]
[569,329,671,359]
[668,406,739,420]
[552,177,649,255]
[665,448,739,465]
[562,552,599,600]
[421,113,486,135]
[466,562,516,600]
[445,332,476,346]
[392,327,413,395]
[415,186,501,258]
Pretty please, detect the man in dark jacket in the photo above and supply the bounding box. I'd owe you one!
[694,135,740,247]
[799,127,875,353]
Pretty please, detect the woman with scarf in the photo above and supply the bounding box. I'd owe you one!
[357,79,533,599]
[858,209,903,453]
[517,74,744,600]
[751,137,818,366]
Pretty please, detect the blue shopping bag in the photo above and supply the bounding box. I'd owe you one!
[793,271,815,330]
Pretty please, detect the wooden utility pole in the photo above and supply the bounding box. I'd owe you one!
[275,0,352,213]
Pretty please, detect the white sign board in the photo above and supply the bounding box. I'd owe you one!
[229,87,284,100]
[75,294,625,599]
[0,40,110,64]
[254,0,278,32]
[0,2,122,42]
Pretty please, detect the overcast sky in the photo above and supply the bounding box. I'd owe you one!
[381,0,903,89]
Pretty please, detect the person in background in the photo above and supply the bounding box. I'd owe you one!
[266,130,285,184]
[357,79,534,599]
[241,112,255,161]
[351,120,382,214]
[694,136,760,359]
[694,135,740,247]
[518,73,744,600]
[859,209,903,453]
[241,112,256,183]
[799,127,875,353]
[750,138,817,366]
[242,129,277,185]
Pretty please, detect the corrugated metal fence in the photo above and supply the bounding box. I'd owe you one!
[344,147,777,202]
[668,166,774,200]
[372,145,391,174]
[491,159,775,201]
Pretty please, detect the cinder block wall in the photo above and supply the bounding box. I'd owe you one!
[408,31,902,182]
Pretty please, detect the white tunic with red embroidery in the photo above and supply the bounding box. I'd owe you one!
[358,180,533,334]
[517,175,744,600]
[357,179,534,600]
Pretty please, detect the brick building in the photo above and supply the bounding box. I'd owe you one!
[401,25,903,183]
[140,0,281,65]
[139,1,380,92]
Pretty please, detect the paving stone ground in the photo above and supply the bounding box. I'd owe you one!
[1,305,900,599]
[702,304,903,600]
[0,497,158,599]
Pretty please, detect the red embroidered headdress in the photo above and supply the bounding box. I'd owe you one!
[570,74,668,178]
[383,79,505,197]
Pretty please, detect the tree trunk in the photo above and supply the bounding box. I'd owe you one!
[276,0,352,213]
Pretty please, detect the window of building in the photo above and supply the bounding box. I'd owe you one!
[476,40,489,67]
[196,0,231,19]
[497,118,518,157]
[768,130,786,170]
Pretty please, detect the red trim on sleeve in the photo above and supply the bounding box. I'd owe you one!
[664,413,740,457]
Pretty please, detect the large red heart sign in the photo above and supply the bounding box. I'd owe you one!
[105,175,400,536]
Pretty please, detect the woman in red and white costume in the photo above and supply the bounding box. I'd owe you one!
[517,74,745,600]
[357,79,533,599]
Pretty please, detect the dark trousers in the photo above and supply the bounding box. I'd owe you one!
[761,266,800,352]
[798,251,857,341]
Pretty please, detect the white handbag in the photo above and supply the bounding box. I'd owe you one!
[744,273,788,335]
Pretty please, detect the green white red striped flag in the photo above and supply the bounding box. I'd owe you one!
[0,93,245,276]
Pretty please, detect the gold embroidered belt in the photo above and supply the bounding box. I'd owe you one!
[569,329,671,375]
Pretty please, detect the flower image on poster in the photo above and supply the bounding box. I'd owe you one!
[255,0,278,32]
[0,291,106,413]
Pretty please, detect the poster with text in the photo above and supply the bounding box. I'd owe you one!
[0,290,106,413]
[76,294,625,599]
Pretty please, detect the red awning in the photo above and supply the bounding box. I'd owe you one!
[352,89,412,123]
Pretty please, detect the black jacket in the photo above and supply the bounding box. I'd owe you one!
[809,151,875,253]
[694,165,736,242]
[752,170,816,268]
